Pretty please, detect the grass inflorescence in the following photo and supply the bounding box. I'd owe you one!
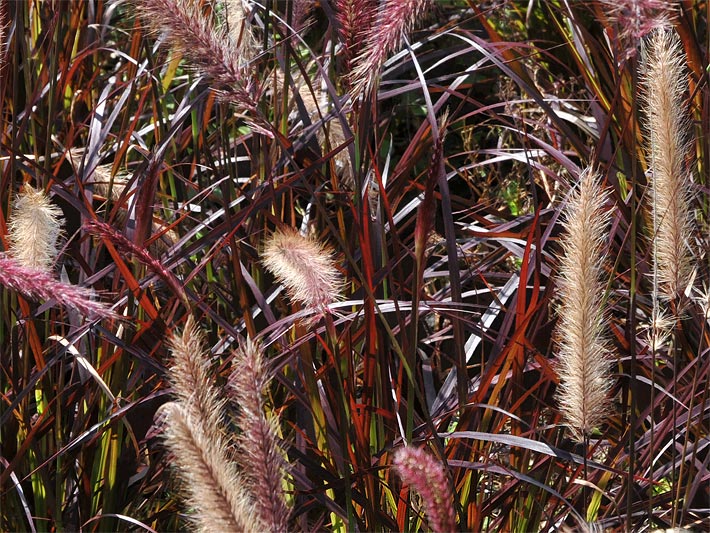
[0,1,708,532]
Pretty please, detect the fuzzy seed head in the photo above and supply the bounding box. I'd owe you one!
[130,0,259,114]
[167,316,225,432]
[336,0,378,64]
[642,28,694,302]
[262,227,342,312]
[230,340,289,533]
[163,403,264,533]
[393,446,456,533]
[0,254,114,318]
[8,186,63,271]
[555,169,613,441]
[350,0,432,97]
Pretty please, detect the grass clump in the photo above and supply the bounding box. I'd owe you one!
[1,1,708,532]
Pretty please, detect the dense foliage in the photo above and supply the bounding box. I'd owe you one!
[1,1,708,531]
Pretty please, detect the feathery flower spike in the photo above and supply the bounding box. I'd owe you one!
[0,255,114,318]
[8,186,63,271]
[230,339,290,533]
[642,28,694,302]
[350,0,432,97]
[129,0,265,128]
[262,227,342,313]
[164,318,264,532]
[162,403,264,533]
[555,169,613,441]
[393,446,456,533]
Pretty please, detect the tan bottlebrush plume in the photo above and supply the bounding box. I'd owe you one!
[165,317,264,532]
[129,0,260,115]
[167,315,223,426]
[229,340,290,533]
[555,169,613,442]
[8,186,63,271]
[642,28,694,301]
[393,446,456,533]
[162,402,264,533]
[0,254,115,318]
[262,227,343,312]
[350,0,432,97]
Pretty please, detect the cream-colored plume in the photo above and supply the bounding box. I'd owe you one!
[555,169,613,441]
[642,28,694,302]
[8,186,63,272]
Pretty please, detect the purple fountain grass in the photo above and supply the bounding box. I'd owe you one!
[8,186,63,272]
[0,255,114,318]
[164,317,264,532]
[555,169,613,442]
[128,0,263,123]
[349,0,432,97]
[600,0,676,56]
[162,402,264,533]
[393,446,456,533]
[167,315,224,429]
[261,226,343,314]
[84,220,186,302]
[229,339,290,533]
[335,0,377,67]
[642,28,694,302]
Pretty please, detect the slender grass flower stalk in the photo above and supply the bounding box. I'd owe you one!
[350,0,432,97]
[164,317,263,532]
[129,0,262,118]
[162,403,263,533]
[0,255,114,318]
[262,227,343,314]
[642,28,694,303]
[230,339,290,533]
[555,169,613,442]
[8,186,63,271]
[393,446,456,533]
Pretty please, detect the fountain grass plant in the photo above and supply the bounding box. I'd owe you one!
[0,1,708,531]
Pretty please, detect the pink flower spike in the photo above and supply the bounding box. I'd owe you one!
[0,255,115,319]
[393,446,457,533]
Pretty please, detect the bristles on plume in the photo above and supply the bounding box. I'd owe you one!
[642,28,694,302]
[555,169,613,441]
[167,316,223,430]
[349,0,432,97]
[336,0,377,67]
[129,0,259,114]
[262,227,342,313]
[229,339,290,533]
[162,403,264,533]
[393,446,456,533]
[8,186,63,272]
[0,254,114,318]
